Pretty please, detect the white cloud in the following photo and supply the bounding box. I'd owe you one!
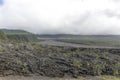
[0,0,120,34]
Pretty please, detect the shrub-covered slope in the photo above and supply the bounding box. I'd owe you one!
[0,31,8,40]
[0,29,38,42]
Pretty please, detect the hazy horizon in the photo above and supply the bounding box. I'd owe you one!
[0,0,120,35]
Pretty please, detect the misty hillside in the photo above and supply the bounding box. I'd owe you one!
[1,29,30,35]
[37,34,120,38]
[0,29,38,42]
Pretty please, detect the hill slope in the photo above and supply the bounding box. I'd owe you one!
[0,29,38,42]
[0,30,8,40]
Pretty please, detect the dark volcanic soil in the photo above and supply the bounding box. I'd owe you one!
[0,41,120,78]
[0,76,103,80]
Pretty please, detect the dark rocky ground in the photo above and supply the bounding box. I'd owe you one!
[0,75,104,80]
[0,41,120,79]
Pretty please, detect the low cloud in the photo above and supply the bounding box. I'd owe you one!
[0,0,120,35]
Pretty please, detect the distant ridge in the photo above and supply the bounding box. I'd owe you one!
[1,29,31,34]
[37,34,120,38]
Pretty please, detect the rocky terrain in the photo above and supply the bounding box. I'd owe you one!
[0,41,120,79]
[0,75,104,80]
[0,30,120,80]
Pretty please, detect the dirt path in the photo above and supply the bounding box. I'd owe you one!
[39,40,120,49]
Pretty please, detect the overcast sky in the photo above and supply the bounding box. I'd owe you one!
[0,0,120,34]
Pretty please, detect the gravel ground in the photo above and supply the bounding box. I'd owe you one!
[0,76,103,80]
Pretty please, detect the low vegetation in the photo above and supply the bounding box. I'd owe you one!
[0,29,38,42]
[0,41,120,78]
[38,34,120,47]
[56,36,120,47]
[0,31,8,40]
[7,34,38,42]
[0,31,120,79]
